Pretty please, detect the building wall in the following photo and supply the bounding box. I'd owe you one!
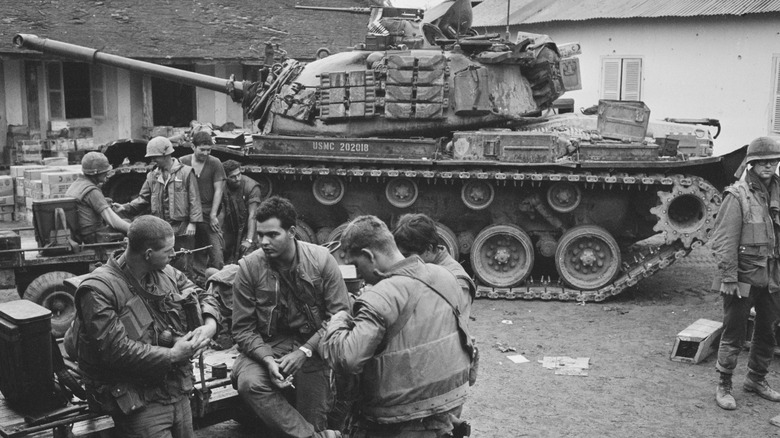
[493,14,780,154]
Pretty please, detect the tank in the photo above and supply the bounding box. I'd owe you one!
[13,0,738,302]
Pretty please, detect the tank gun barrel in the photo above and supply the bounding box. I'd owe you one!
[13,34,244,96]
[294,5,370,14]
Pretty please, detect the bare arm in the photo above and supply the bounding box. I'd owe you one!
[210,179,224,232]
[100,208,130,234]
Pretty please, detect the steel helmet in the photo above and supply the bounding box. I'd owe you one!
[746,137,780,164]
[145,136,174,157]
[81,151,112,175]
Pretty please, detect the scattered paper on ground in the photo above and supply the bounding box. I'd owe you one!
[501,319,513,324]
[539,356,590,376]
[507,354,529,364]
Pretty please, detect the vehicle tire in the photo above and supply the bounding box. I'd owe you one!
[24,271,77,338]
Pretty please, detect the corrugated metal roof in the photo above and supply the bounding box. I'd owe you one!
[473,0,780,27]
[0,0,367,61]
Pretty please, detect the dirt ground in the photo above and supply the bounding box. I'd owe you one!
[197,244,780,437]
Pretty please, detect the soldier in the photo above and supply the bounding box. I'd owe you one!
[231,196,349,438]
[65,215,220,437]
[320,215,474,438]
[711,137,780,411]
[66,151,129,243]
[180,131,226,276]
[392,213,475,322]
[115,136,202,276]
[220,159,263,265]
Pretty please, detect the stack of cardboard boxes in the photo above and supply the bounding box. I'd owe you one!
[15,140,43,165]
[6,123,98,168]
[8,164,82,224]
[0,176,14,222]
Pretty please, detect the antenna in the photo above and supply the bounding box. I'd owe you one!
[506,0,511,40]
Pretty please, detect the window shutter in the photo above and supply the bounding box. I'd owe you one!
[90,65,105,117]
[773,56,780,134]
[601,59,621,100]
[621,58,642,101]
[46,62,65,119]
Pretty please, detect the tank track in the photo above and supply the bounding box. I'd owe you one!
[111,164,722,302]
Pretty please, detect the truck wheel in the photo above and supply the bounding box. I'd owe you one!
[24,271,77,338]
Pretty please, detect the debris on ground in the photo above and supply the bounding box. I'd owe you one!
[540,356,590,376]
[501,319,513,324]
[507,354,529,364]
[494,342,516,353]
[603,306,629,314]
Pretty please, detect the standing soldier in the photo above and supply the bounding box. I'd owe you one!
[231,196,349,438]
[181,131,226,276]
[115,136,202,275]
[711,137,780,411]
[320,215,474,438]
[66,151,129,243]
[220,159,263,264]
[65,215,220,437]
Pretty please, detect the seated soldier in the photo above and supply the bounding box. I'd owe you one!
[392,213,474,322]
[65,152,129,244]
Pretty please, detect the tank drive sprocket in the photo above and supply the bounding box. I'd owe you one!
[650,176,721,248]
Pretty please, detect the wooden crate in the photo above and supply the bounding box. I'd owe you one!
[670,318,723,364]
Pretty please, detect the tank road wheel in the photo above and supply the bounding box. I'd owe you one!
[650,179,719,248]
[555,225,621,291]
[256,175,273,200]
[295,220,317,243]
[385,178,418,208]
[312,176,345,205]
[470,225,534,288]
[436,223,459,258]
[461,181,495,210]
[24,271,77,337]
[546,182,582,213]
[326,222,350,264]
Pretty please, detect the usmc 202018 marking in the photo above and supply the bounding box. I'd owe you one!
[311,141,370,153]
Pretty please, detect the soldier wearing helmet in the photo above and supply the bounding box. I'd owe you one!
[65,151,130,243]
[711,136,780,411]
[115,136,203,276]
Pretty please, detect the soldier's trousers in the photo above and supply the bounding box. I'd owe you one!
[716,285,780,381]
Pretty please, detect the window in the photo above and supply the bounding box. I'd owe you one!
[772,55,780,135]
[46,62,105,119]
[601,57,642,101]
[151,64,195,127]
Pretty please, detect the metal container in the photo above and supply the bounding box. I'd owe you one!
[451,131,565,163]
[597,100,651,142]
[0,300,53,408]
[579,142,659,161]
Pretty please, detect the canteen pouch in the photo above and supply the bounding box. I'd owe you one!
[111,383,146,415]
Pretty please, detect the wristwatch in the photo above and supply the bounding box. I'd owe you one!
[298,346,313,358]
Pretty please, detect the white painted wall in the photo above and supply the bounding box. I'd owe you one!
[195,64,245,128]
[488,14,780,155]
[115,68,132,139]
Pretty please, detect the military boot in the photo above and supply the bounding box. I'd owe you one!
[744,377,780,402]
[716,372,737,410]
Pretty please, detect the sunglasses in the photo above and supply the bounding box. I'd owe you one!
[754,159,780,167]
